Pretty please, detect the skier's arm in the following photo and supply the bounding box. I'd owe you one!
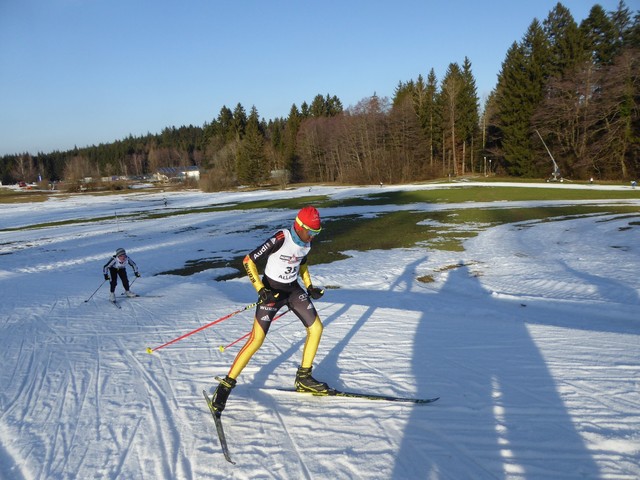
[243,255,264,293]
[300,260,323,299]
[299,262,312,289]
[243,233,283,293]
[128,257,139,275]
[103,258,115,275]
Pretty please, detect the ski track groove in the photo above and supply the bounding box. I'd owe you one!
[421,425,503,480]
[94,332,103,441]
[129,365,173,478]
[2,337,34,421]
[441,353,622,423]
[55,354,82,476]
[33,303,105,478]
[120,340,189,479]
[559,377,640,412]
[109,417,142,480]
[269,398,313,480]
[121,298,155,320]
[62,350,99,476]
[58,358,86,477]
[445,330,640,416]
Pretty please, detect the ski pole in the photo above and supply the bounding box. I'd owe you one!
[84,279,107,302]
[219,308,291,352]
[121,275,139,295]
[146,300,260,354]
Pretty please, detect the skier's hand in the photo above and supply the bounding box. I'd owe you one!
[135,272,141,277]
[104,274,110,281]
[258,287,278,304]
[307,285,324,300]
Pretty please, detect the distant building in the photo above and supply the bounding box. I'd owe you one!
[155,166,200,182]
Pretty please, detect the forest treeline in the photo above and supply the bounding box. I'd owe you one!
[2,2,638,190]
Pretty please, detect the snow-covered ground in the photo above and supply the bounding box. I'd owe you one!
[0,182,639,480]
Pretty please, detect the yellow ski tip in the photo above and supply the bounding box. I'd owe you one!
[218,345,225,352]
[146,347,153,354]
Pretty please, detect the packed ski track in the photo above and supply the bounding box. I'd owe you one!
[0,182,639,479]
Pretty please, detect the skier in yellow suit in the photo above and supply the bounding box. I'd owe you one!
[211,206,327,412]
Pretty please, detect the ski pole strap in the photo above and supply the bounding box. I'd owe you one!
[146,300,259,354]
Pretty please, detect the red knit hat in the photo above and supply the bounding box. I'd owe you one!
[295,206,322,232]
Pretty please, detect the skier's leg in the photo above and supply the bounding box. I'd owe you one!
[119,269,130,291]
[301,317,323,368]
[228,318,268,379]
[211,317,269,412]
[288,289,328,392]
[294,318,329,392]
[109,267,118,292]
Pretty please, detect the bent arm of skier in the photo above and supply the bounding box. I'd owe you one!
[243,255,264,291]
[299,262,312,289]
[300,263,324,299]
[128,257,140,276]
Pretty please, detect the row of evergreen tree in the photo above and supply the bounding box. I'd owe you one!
[1,2,638,189]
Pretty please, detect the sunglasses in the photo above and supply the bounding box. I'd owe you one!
[295,217,322,236]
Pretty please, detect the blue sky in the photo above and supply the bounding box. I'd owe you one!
[0,0,628,156]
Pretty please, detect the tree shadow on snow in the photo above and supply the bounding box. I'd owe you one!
[388,263,602,479]
[235,257,602,478]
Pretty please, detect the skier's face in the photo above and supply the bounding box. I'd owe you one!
[295,223,320,243]
[117,254,126,261]
[298,228,314,243]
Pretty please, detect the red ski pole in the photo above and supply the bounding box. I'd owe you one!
[146,300,260,354]
[218,308,291,352]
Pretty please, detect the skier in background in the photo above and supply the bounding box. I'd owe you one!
[103,247,140,302]
[211,206,327,413]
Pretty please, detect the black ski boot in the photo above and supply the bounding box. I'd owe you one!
[211,375,236,412]
[295,366,329,393]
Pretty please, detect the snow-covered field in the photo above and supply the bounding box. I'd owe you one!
[1,182,639,480]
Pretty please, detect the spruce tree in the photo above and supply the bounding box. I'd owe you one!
[425,70,441,171]
[543,3,587,77]
[392,80,414,108]
[495,19,550,177]
[284,104,302,181]
[231,103,247,142]
[459,57,480,174]
[438,63,463,175]
[580,4,618,65]
[236,106,266,185]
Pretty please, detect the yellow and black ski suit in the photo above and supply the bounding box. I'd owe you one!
[226,228,323,380]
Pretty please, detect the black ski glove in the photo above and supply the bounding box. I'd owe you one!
[135,272,141,277]
[104,274,109,281]
[258,287,278,304]
[307,285,324,300]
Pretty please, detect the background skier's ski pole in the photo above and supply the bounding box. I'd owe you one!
[121,275,139,295]
[84,279,107,302]
[219,308,291,352]
[146,300,260,354]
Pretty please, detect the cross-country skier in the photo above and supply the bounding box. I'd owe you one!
[103,247,140,302]
[211,206,327,412]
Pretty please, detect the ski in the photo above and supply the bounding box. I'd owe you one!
[110,300,121,309]
[119,293,163,298]
[202,390,236,465]
[268,388,439,404]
